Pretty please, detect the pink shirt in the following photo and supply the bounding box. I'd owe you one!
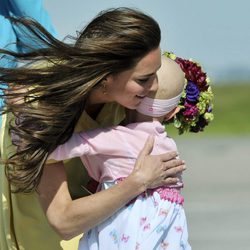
[49,121,182,186]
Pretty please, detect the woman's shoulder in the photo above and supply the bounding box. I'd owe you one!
[75,103,125,133]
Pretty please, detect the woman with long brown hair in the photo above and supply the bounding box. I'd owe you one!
[0,6,185,250]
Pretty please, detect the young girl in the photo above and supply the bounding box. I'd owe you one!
[49,54,214,249]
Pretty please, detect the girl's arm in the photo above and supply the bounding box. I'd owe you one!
[37,136,185,240]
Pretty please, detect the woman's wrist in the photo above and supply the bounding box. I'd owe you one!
[126,170,147,194]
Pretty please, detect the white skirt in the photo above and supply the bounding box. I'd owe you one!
[79,181,191,250]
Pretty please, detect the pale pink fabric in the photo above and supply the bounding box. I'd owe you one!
[49,121,182,186]
[136,93,182,117]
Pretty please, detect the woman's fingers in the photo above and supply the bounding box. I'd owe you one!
[162,159,186,171]
[133,136,186,190]
[134,136,154,171]
[138,135,154,158]
[159,151,179,162]
[162,177,180,186]
[164,164,186,177]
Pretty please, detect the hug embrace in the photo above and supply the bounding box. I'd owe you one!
[0,1,213,249]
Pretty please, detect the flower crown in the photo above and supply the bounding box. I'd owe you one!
[163,51,214,134]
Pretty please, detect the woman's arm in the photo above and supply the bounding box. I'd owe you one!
[37,136,185,240]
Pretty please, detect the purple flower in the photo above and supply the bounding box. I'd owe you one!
[207,105,213,112]
[186,81,200,102]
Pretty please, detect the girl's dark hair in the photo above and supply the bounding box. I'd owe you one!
[0,7,161,192]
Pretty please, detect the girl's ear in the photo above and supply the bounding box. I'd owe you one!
[164,106,180,121]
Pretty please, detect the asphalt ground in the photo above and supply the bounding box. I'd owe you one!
[175,136,250,250]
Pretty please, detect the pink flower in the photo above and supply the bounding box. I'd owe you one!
[140,217,147,226]
[174,226,183,233]
[183,102,199,118]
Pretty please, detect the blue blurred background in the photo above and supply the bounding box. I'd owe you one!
[44,0,250,83]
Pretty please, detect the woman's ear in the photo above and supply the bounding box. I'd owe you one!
[105,74,115,86]
[164,106,180,121]
[100,75,114,94]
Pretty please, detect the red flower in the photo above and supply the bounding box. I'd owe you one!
[175,57,208,91]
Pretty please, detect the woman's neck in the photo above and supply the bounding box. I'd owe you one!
[85,103,104,120]
[87,88,111,106]
[134,112,153,123]
[85,88,110,119]
[134,112,164,124]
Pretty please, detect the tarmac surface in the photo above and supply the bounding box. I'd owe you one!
[175,136,250,250]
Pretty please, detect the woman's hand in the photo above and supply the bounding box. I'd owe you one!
[130,135,186,190]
